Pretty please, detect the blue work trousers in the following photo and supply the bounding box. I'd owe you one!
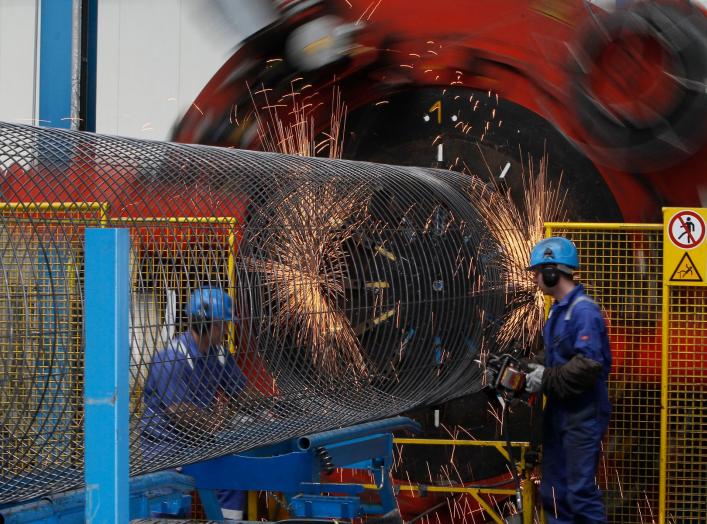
[540,405,608,524]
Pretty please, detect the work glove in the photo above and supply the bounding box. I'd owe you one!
[525,363,545,393]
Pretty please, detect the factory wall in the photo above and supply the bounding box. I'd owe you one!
[0,0,273,140]
[0,0,39,126]
[96,0,274,140]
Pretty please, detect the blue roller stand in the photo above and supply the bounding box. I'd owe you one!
[183,416,420,520]
[0,471,194,524]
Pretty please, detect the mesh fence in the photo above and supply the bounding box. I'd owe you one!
[664,286,707,522]
[0,122,526,504]
[545,223,664,524]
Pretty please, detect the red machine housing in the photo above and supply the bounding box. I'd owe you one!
[175,0,707,222]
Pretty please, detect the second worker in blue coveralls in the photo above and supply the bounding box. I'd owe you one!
[525,237,612,524]
[142,287,247,520]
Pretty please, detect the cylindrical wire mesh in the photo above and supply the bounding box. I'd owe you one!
[0,122,516,504]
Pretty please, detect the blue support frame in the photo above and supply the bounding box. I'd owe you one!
[183,417,420,520]
[84,228,130,524]
[39,0,74,128]
[38,0,97,131]
[0,472,194,524]
[83,0,98,131]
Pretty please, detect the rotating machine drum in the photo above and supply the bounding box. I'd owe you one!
[569,1,707,173]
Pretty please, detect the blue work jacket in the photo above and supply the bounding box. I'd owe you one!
[543,284,612,426]
[141,332,247,443]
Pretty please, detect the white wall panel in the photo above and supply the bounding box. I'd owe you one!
[0,0,39,124]
[96,0,273,140]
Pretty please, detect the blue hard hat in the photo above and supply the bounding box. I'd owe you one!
[186,287,234,322]
[527,237,579,270]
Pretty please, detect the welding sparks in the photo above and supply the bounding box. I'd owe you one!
[356,0,383,25]
[244,179,369,375]
[251,82,347,159]
[465,153,567,351]
[243,86,373,374]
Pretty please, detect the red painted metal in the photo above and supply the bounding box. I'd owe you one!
[174,0,707,223]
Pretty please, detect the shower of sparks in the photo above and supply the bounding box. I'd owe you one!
[245,80,371,374]
[391,422,524,523]
[245,179,369,375]
[644,491,655,523]
[327,87,347,161]
[246,72,569,519]
[466,153,568,351]
[616,468,623,498]
[250,81,347,159]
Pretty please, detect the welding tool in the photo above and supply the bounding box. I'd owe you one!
[484,353,536,405]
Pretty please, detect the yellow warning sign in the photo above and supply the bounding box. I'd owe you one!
[670,252,703,282]
[664,207,707,287]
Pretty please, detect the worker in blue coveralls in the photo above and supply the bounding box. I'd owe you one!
[142,286,247,521]
[524,237,612,524]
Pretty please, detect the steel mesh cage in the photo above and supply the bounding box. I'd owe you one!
[0,122,517,504]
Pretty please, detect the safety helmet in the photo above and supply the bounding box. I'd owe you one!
[186,287,234,323]
[527,237,579,271]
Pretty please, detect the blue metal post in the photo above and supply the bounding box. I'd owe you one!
[84,0,98,132]
[84,228,130,524]
[39,0,74,128]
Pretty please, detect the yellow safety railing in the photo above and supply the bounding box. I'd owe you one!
[350,438,533,524]
[0,201,110,470]
[657,208,707,523]
[544,222,664,523]
[0,201,110,224]
[110,215,240,452]
[113,215,239,342]
[0,203,241,470]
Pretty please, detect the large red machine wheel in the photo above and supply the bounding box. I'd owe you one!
[569,1,707,172]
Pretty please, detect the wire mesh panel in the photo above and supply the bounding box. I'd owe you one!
[665,287,707,522]
[0,203,105,503]
[545,223,664,524]
[124,218,237,470]
[0,122,525,504]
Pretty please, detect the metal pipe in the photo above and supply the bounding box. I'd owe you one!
[70,0,81,130]
[297,416,421,450]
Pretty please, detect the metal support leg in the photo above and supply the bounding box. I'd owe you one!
[84,228,130,524]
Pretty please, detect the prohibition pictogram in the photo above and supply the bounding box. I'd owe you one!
[668,210,705,249]
[670,252,703,282]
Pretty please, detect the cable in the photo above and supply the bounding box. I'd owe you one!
[500,395,523,515]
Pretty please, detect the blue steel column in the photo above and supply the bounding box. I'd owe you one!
[39,0,74,128]
[84,0,98,132]
[84,229,130,524]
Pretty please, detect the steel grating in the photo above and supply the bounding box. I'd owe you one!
[545,223,665,524]
[664,287,707,522]
[0,122,537,505]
